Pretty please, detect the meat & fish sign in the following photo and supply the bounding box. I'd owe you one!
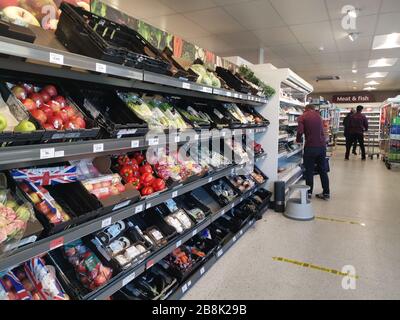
[332,93,375,103]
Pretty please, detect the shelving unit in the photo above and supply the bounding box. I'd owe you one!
[0,30,273,301]
[250,64,313,192]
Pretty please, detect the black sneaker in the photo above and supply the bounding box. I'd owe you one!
[352,151,357,155]
[316,193,330,200]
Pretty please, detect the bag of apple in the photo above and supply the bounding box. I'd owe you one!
[0,188,36,255]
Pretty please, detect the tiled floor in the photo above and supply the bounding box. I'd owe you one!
[184,150,400,300]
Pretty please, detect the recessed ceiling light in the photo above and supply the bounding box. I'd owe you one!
[366,72,388,78]
[365,80,380,86]
[363,87,377,91]
[368,58,398,68]
[319,46,325,51]
[353,80,358,83]
[352,69,358,74]
[372,33,400,50]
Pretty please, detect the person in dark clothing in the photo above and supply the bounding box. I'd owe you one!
[343,109,357,155]
[297,104,330,200]
[345,105,369,160]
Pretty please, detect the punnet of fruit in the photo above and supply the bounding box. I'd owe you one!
[0,188,36,253]
[9,82,87,131]
[82,174,126,200]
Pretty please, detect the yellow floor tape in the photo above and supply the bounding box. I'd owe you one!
[315,216,366,227]
[272,257,359,279]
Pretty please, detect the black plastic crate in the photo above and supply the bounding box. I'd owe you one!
[215,66,252,94]
[56,3,171,75]
[67,85,148,139]
[203,178,238,207]
[1,78,100,142]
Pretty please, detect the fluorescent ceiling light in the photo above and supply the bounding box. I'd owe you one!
[352,69,358,74]
[365,81,380,86]
[368,58,398,68]
[353,80,357,83]
[366,72,388,78]
[373,33,400,50]
[363,87,377,91]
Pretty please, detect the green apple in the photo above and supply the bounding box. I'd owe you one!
[0,113,7,132]
[16,205,32,222]
[14,120,36,132]
[5,200,18,210]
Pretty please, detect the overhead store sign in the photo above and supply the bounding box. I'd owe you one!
[332,94,375,103]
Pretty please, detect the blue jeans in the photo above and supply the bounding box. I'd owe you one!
[303,147,330,195]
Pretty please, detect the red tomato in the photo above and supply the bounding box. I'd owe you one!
[152,178,166,192]
[126,176,140,188]
[141,186,154,196]
[134,152,145,165]
[120,164,134,178]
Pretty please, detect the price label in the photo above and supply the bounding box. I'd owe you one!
[49,237,64,250]
[135,204,144,213]
[240,197,243,202]
[40,148,55,159]
[227,91,232,97]
[49,52,64,65]
[233,236,237,242]
[54,150,64,158]
[200,267,205,275]
[231,203,235,209]
[122,272,136,287]
[182,82,191,89]
[146,202,152,209]
[146,260,154,269]
[93,143,104,153]
[131,140,139,148]
[221,131,226,137]
[231,168,235,174]
[240,230,243,235]
[192,229,198,236]
[202,87,213,94]
[217,249,223,257]
[234,93,239,98]
[172,191,178,198]
[174,135,180,143]
[101,217,112,228]
[194,134,199,141]
[208,177,213,183]
[187,281,192,287]
[221,209,225,216]
[96,63,107,73]
[182,284,188,293]
[148,138,159,146]
[175,240,182,248]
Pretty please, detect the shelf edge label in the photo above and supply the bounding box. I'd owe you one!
[122,272,136,287]
[96,63,107,73]
[49,52,64,65]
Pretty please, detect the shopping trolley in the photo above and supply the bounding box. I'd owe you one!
[366,132,380,159]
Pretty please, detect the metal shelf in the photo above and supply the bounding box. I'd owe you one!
[278,165,302,183]
[0,164,250,272]
[0,36,266,106]
[287,122,298,127]
[286,148,302,158]
[0,126,267,170]
[89,185,264,300]
[280,97,305,107]
[167,216,258,300]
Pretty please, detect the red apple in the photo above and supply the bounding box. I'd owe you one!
[94,274,107,287]
[40,105,53,119]
[116,183,125,193]
[43,123,55,130]
[62,105,76,118]
[110,186,119,196]
[48,100,61,113]
[48,115,63,130]
[92,183,102,190]
[70,116,86,129]
[43,85,58,98]
[63,121,75,130]
[21,279,34,292]
[12,86,27,100]
[54,96,67,107]
[29,93,44,107]
[39,90,51,103]
[54,110,68,124]
[20,83,34,95]
[22,98,37,111]
[31,109,47,124]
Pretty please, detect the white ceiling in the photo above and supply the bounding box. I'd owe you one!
[102,0,400,93]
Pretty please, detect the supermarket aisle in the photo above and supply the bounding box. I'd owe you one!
[184,149,400,300]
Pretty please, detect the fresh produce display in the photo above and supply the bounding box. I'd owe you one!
[10,165,79,225]
[153,147,207,185]
[227,174,256,194]
[209,179,238,206]
[163,199,194,234]
[222,103,249,125]
[229,140,250,164]
[176,104,212,128]
[9,82,87,130]
[63,240,113,291]
[82,174,126,200]
[0,257,69,300]
[238,65,275,98]
[146,97,189,130]
[241,107,265,126]
[115,152,167,197]
[189,64,221,88]
[250,169,266,185]
[0,188,36,253]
